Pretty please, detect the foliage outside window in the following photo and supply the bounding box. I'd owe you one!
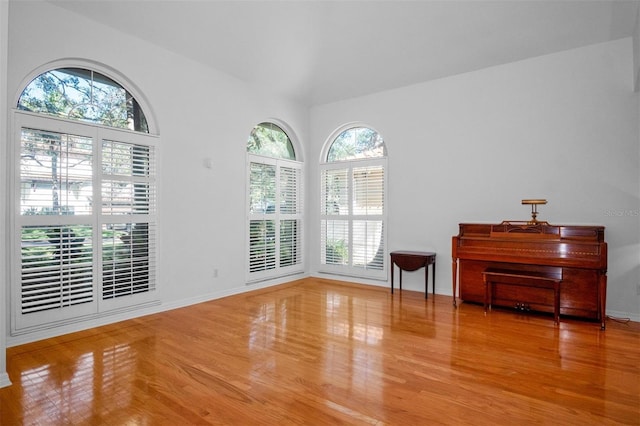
[247,123,303,281]
[18,67,148,132]
[321,126,387,279]
[327,127,385,162]
[14,67,157,332]
[248,122,295,160]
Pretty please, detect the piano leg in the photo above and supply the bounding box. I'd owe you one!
[599,272,607,330]
[553,281,560,325]
[452,258,458,307]
[483,276,492,314]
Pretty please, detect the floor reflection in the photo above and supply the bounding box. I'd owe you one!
[2,280,638,425]
[325,291,384,344]
[11,337,149,424]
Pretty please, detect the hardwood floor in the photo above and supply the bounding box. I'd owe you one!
[1,277,639,425]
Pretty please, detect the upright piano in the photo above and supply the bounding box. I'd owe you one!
[451,222,607,328]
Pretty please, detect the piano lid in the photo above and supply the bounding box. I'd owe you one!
[456,221,605,242]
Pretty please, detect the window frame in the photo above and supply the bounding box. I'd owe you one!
[14,60,156,133]
[246,121,304,283]
[17,67,149,132]
[10,109,159,334]
[319,125,388,280]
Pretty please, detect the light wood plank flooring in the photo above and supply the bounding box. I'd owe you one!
[1,277,639,425]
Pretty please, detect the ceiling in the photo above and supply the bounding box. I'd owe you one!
[49,0,640,106]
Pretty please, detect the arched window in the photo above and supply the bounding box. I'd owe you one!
[248,122,295,159]
[13,65,158,332]
[18,67,148,132]
[327,127,386,161]
[247,122,303,281]
[320,125,387,279]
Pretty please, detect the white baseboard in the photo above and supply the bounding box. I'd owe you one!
[0,372,11,389]
[606,310,640,324]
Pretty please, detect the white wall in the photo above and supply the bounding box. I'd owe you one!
[0,0,11,387]
[634,4,640,91]
[309,38,640,321]
[6,1,309,344]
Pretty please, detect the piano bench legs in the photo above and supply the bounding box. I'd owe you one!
[482,268,562,324]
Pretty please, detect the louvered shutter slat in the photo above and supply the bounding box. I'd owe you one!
[21,224,94,314]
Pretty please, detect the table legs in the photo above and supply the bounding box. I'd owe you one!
[391,264,394,294]
[390,261,435,298]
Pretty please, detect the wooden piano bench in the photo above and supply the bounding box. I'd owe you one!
[481,267,563,324]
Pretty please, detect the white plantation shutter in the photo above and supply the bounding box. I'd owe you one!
[249,161,277,273]
[17,119,98,329]
[249,162,276,214]
[249,219,276,273]
[19,127,94,315]
[247,155,303,281]
[321,168,349,215]
[320,158,387,279]
[279,166,301,268]
[352,220,384,269]
[20,128,94,215]
[320,219,349,265]
[279,219,300,267]
[101,141,156,215]
[279,166,300,215]
[352,165,385,270]
[21,224,94,314]
[353,165,384,216]
[101,140,157,301]
[14,112,158,332]
[102,222,156,299]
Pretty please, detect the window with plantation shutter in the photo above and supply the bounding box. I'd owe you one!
[13,66,158,333]
[18,125,98,327]
[247,123,303,281]
[248,162,276,273]
[101,140,156,301]
[320,126,387,280]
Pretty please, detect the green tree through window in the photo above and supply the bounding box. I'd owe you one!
[18,68,148,132]
[327,127,385,162]
[248,122,295,159]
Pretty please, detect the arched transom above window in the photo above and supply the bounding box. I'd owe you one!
[18,67,149,133]
[247,122,295,160]
[327,127,386,162]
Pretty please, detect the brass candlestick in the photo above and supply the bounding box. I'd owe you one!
[522,199,547,224]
